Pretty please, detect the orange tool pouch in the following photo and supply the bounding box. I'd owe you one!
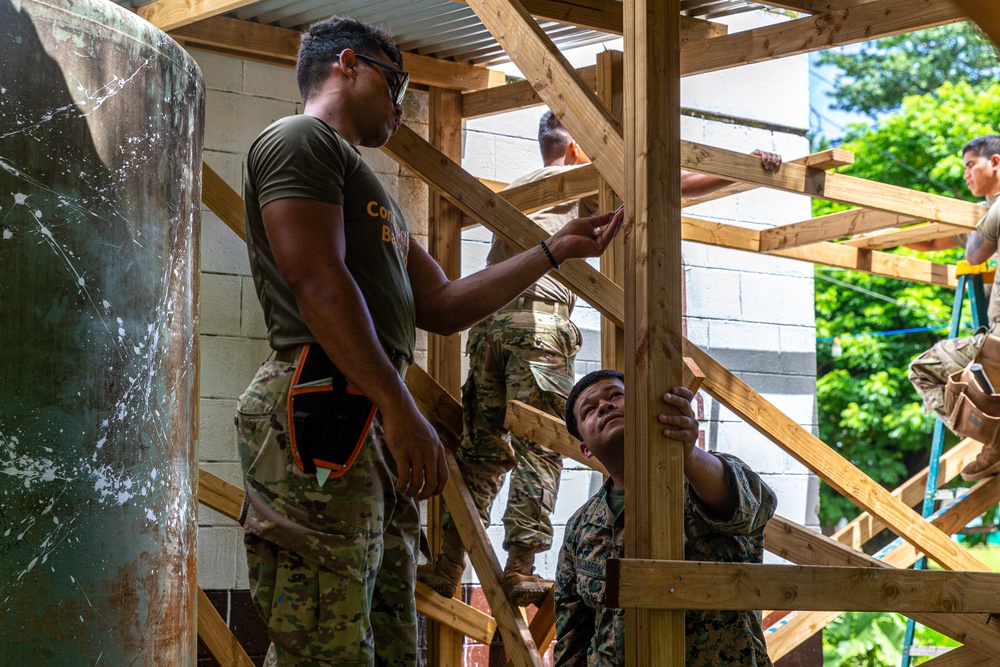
[945,332,1000,446]
[286,343,377,479]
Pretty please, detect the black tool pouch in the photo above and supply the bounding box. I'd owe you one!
[286,344,377,478]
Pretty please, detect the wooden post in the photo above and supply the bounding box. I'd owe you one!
[597,49,625,371]
[427,85,466,667]
[623,0,685,664]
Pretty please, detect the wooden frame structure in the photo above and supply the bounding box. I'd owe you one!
[150,0,1000,664]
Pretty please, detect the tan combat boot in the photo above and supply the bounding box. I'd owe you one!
[417,527,466,598]
[961,442,1000,481]
[502,545,552,607]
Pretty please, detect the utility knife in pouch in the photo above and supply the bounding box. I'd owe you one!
[287,343,377,479]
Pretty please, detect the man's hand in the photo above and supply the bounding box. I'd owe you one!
[657,386,700,456]
[545,207,625,265]
[751,149,782,172]
[381,404,449,500]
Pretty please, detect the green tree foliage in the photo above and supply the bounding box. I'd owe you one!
[815,82,1000,528]
[816,22,1000,115]
[822,613,958,666]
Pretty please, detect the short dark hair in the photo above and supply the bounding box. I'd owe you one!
[963,135,1000,160]
[538,110,573,164]
[564,369,625,441]
[296,16,402,102]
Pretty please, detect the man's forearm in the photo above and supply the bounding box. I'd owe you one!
[684,449,738,518]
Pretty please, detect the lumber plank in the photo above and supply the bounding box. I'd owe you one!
[170,17,502,91]
[506,588,557,667]
[451,0,726,38]
[683,343,990,573]
[462,67,598,120]
[500,164,600,216]
[920,646,1000,667]
[681,0,964,79]
[680,141,985,228]
[841,222,965,250]
[682,216,761,252]
[759,0,868,12]
[202,162,246,241]
[138,0,254,31]
[759,209,922,252]
[383,125,626,325]
[597,49,625,371]
[831,437,983,551]
[198,586,257,667]
[416,582,498,645]
[623,0,687,662]
[950,2,1000,53]
[608,560,1000,613]
[505,401,609,475]
[198,468,244,521]
[765,476,1000,661]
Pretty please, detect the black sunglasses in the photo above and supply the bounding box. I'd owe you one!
[339,51,410,106]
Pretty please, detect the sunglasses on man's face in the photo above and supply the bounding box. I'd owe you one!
[339,51,410,106]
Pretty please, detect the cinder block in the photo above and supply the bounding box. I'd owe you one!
[243,61,299,103]
[759,473,812,526]
[203,150,243,192]
[779,324,817,355]
[358,146,401,177]
[200,336,272,399]
[710,421,788,475]
[395,175,428,236]
[552,470,596,525]
[200,397,238,463]
[702,120,752,153]
[684,266,742,321]
[240,276,268,340]
[494,135,544,183]
[467,107,543,142]
[204,90,297,155]
[414,328,428,358]
[197,525,240,589]
[402,90,429,124]
[202,212,252,275]
[200,273,243,337]
[191,51,242,93]
[684,317,710,347]
[680,114,705,142]
[736,188,810,227]
[461,131,497,179]
[740,273,814,326]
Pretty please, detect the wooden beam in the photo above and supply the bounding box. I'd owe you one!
[416,582,498,645]
[759,209,922,252]
[765,476,1000,661]
[841,222,965,250]
[202,162,246,241]
[197,468,244,521]
[383,125,626,325]
[170,17,503,92]
[506,588,557,667]
[759,0,869,12]
[831,437,983,552]
[451,0,727,37]
[505,400,609,476]
[680,141,985,228]
[597,49,625,371]
[624,0,686,664]
[138,0,253,32]
[462,67,598,120]
[608,560,1000,613]
[920,646,1000,667]
[198,586,257,667]
[500,164,600,216]
[681,0,964,79]
[949,2,1000,51]
[683,343,990,573]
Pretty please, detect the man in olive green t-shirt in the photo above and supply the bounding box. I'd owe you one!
[909,135,1000,482]
[236,16,624,667]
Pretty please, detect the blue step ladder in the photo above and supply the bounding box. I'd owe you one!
[900,260,991,666]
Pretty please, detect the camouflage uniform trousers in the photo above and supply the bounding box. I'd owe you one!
[909,327,991,424]
[446,308,581,552]
[236,358,419,667]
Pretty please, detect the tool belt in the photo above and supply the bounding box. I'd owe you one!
[284,344,377,480]
[945,331,1000,445]
[499,296,571,319]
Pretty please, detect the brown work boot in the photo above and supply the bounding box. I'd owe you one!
[502,545,552,607]
[417,527,467,598]
[961,442,1000,481]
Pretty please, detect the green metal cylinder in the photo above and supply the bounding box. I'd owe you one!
[0,0,204,662]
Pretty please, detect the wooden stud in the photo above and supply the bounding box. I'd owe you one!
[197,468,244,521]
[505,401,609,476]
[427,85,466,667]
[462,66,598,120]
[169,17,502,91]
[683,343,990,573]
[198,586,257,667]
[202,162,246,241]
[841,222,965,250]
[623,0,686,663]
[505,588,557,667]
[608,560,1000,613]
[597,49,625,372]
[759,209,922,252]
[416,582,498,645]
[138,0,255,32]
[499,164,600,217]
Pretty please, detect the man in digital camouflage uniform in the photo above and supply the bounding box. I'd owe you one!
[554,370,777,666]
[236,17,624,666]
[418,113,784,607]
[909,135,1000,482]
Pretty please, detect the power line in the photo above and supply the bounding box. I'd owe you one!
[815,273,950,324]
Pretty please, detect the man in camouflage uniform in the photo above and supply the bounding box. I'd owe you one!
[909,135,1000,482]
[554,370,777,666]
[418,113,784,606]
[237,17,624,666]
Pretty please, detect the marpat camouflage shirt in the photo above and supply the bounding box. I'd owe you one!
[553,453,777,667]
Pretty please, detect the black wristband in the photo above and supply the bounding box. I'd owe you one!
[539,239,560,270]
